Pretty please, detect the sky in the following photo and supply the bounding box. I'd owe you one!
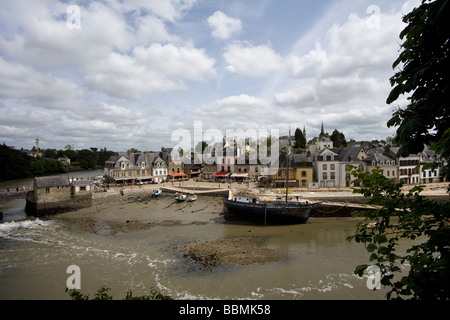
[0,0,421,152]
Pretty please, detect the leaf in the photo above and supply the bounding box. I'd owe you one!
[375,235,388,244]
[354,264,368,277]
[366,243,377,253]
[378,246,391,255]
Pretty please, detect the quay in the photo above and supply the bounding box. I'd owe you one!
[1,176,448,218]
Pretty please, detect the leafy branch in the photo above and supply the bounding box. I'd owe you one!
[65,286,173,300]
[347,167,450,300]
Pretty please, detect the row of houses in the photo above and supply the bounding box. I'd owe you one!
[103,143,446,188]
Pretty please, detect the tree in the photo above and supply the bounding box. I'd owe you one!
[348,0,450,300]
[294,128,306,149]
[330,129,347,148]
[195,141,208,154]
[66,286,172,300]
[348,168,450,300]
[386,0,450,179]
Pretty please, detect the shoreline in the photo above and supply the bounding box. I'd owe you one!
[54,180,449,235]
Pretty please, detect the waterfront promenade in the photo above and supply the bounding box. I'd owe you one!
[93,179,449,209]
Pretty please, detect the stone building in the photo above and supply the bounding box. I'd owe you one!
[25,174,92,215]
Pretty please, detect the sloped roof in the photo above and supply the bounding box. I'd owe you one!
[35,175,70,188]
[363,152,396,164]
[338,147,365,162]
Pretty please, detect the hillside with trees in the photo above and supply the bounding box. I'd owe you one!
[0,144,117,181]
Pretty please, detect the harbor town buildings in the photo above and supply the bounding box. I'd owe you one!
[102,140,446,188]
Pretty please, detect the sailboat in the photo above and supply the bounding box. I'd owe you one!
[175,182,186,202]
[188,185,197,202]
[175,193,186,202]
[222,151,315,225]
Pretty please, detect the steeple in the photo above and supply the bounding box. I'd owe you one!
[303,125,306,140]
[320,122,324,136]
[35,136,40,156]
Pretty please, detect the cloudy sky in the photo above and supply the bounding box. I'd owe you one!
[0,0,420,152]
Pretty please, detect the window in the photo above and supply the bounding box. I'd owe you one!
[323,172,327,180]
[302,171,307,177]
[322,164,327,170]
[45,188,50,194]
[330,164,335,170]
[330,172,335,180]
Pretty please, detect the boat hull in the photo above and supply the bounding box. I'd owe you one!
[223,199,312,225]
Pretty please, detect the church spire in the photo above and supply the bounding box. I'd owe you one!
[320,122,324,136]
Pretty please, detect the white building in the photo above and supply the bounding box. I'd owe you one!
[314,148,340,188]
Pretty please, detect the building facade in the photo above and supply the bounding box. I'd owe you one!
[104,152,168,184]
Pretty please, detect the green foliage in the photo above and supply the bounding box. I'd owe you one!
[348,168,450,300]
[0,144,117,181]
[65,286,173,300]
[330,129,347,148]
[0,144,64,180]
[386,0,450,178]
[294,128,306,149]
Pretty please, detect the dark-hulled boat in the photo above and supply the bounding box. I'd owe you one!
[223,196,313,225]
[222,151,315,225]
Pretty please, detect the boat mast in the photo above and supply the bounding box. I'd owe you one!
[285,150,289,204]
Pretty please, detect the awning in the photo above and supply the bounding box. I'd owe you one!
[169,173,187,177]
[230,173,249,178]
[213,173,230,177]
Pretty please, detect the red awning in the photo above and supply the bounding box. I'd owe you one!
[213,173,230,177]
[169,173,187,177]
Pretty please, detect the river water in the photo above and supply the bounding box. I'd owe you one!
[0,171,397,300]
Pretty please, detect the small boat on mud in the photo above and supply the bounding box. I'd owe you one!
[175,193,186,202]
[152,189,162,198]
[188,194,197,202]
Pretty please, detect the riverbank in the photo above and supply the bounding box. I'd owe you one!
[54,180,449,234]
[54,193,289,267]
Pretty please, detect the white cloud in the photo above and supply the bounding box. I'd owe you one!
[0,57,83,110]
[207,11,242,40]
[224,42,283,77]
[0,0,421,150]
[84,43,216,100]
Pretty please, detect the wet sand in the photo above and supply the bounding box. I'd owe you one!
[54,193,286,266]
[55,193,224,234]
